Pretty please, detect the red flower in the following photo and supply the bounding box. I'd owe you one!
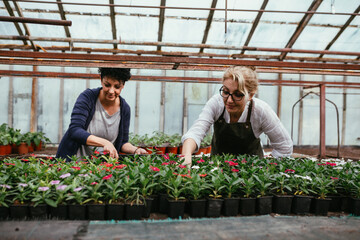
[161,162,169,165]
[72,167,81,171]
[162,154,170,160]
[169,161,177,165]
[330,176,339,180]
[5,163,15,166]
[241,159,247,163]
[269,162,278,165]
[102,174,113,180]
[150,166,160,172]
[178,165,186,169]
[285,169,295,173]
[30,154,37,157]
[231,169,239,172]
[91,182,98,185]
[317,163,326,166]
[228,161,238,166]
[326,162,336,166]
[21,159,29,162]
[47,156,53,160]
[94,151,100,155]
[199,174,207,177]
[113,164,126,169]
[197,159,205,163]
[180,174,191,178]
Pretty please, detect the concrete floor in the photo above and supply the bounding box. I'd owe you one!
[1,215,360,240]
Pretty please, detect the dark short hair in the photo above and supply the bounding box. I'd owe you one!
[98,68,131,84]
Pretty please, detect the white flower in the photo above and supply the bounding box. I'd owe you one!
[280,172,290,178]
[191,165,200,169]
[210,167,219,172]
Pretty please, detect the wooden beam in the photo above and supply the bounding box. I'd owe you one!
[199,0,217,53]
[319,4,360,58]
[157,0,166,51]
[279,0,323,60]
[319,83,326,158]
[3,0,28,46]
[109,0,117,49]
[56,0,72,43]
[277,73,282,117]
[241,0,268,54]
[30,65,38,132]
[12,1,36,50]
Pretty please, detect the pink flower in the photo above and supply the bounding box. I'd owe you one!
[199,174,207,177]
[18,183,28,187]
[102,174,113,180]
[0,184,12,189]
[269,162,278,165]
[50,180,60,185]
[161,162,169,165]
[178,165,186,169]
[231,169,239,172]
[72,167,81,171]
[330,176,339,180]
[150,166,160,172]
[326,162,336,166]
[228,161,238,166]
[38,186,49,191]
[74,187,83,192]
[56,185,67,191]
[241,159,247,163]
[91,182,98,185]
[162,154,170,160]
[60,173,71,179]
[285,169,295,173]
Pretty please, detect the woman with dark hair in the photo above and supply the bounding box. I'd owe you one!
[56,68,147,161]
[181,66,293,166]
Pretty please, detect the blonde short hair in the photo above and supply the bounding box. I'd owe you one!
[222,66,259,96]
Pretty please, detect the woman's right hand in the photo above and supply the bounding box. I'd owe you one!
[103,142,119,159]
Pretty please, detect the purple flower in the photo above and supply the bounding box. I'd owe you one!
[0,184,12,189]
[56,185,68,191]
[38,186,50,191]
[78,174,89,177]
[74,187,83,192]
[18,183,28,187]
[60,173,71,179]
[50,180,60,185]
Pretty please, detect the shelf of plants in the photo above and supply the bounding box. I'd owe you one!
[0,153,359,221]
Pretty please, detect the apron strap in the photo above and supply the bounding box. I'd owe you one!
[246,99,253,123]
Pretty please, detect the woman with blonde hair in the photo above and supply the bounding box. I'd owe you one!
[181,66,293,165]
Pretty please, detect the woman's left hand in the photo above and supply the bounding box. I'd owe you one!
[134,148,147,154]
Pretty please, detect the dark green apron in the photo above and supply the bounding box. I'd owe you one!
[211,99,264,158]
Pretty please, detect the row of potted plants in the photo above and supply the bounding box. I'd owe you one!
[0,123,50,155]
[0,153,359,221]
[128,132,212,155]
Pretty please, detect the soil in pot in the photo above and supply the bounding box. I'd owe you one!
[125,203,144,220]
[167,199,186,218]
[256,196,273,215]
[87,203,106,220]
[106,203,125,220]
[206,198,223,217]
[9,204,29,220]
[273,195,293,214]
[189,199,206,218]
[142,197,154,218]
[239,197,256,216]
[0,206,9,220]
[351,198,360,216]
[223,197,240,216]
[49,205,68,219]
[312,198,331,216]
[68,204,86,220]
[29,204,48,219]
[158,193,169,214]
[292,195,313,215]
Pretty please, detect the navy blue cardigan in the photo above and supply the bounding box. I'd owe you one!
[56,87,130,161]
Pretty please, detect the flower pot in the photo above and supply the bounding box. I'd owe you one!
[10,204,29,220]
[158,193,169,214]
[273,195,293,214]
[256,196,273,215]
[28,144,34,153]
[351,198,360,216]
[328,195,342,212]
[0,145,7,155]
[223,197,240,216]
[166,146,178,154]
[154,146,167,154]
[312,198,331,216]
[34,141,42,151]
[145,147,154,154]
[195,147,207,155]
[125,203,144,220]
[5,144,12,154]
[149,194,159,213]
[0,206,9,220]
[17,143,29,155]
[239,197,256,216]
[292,195,313,215]
[142,197,154,218]
[167,199,186,218]
[178,145,183,154]
[189,199,206,218]
[340,196,351,213]
[11,144,18,154]
[106,203,125,220]
[206,198,223,217]
[87,203,106,220]
[29,204,48,219]
[49,205,68,219]
[206,146,212,154]
[68,204,86,220]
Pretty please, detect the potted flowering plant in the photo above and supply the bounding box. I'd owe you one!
[29,182,56,219]
[272,172,294,214]
[186,172,210,218]
[290,174,313,214]
[139,172,158,218]
[104,178,125,220]
[222,172,241,216]
[206,171,225,217]
[0,183,11,219]
[83,179,106,220]
[253,171,274,215]
[49,183,69,219]
[164,174,189,218]
[9,182,32,219]
[65,181,87,220]
[349,174,360,216]
[166,133,181,154]
[311,176,334,216]
[239,177,257,215]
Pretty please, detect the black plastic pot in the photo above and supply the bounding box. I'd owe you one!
[0,206,9,220]
[106,203,125,220]
[189,199,206,218]
[142,197,154,218]
[10,204,29,220]
[87,203,106,220]
[206,198,223,217]
[340,196,351,213]
[223,197,240,216]
[158,193,169,214]
[167,199,186,218]
[49,204,68,219]
[149,194,159,213]
[292,195,313,215]
[351,198,360,216]
[273,195,293,214]
[256,196,273,215]
[29,204,48,219]
[125,203,144,220]
[68,204,86,220]
[312,198,331,216]
[328,195,342,212]
[239,197,256,216]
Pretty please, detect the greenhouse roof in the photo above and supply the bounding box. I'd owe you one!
[0,0,360,82]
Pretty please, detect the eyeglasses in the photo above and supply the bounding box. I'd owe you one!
[219,86,245,101]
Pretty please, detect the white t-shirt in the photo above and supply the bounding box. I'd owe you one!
[181,94,293,158]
